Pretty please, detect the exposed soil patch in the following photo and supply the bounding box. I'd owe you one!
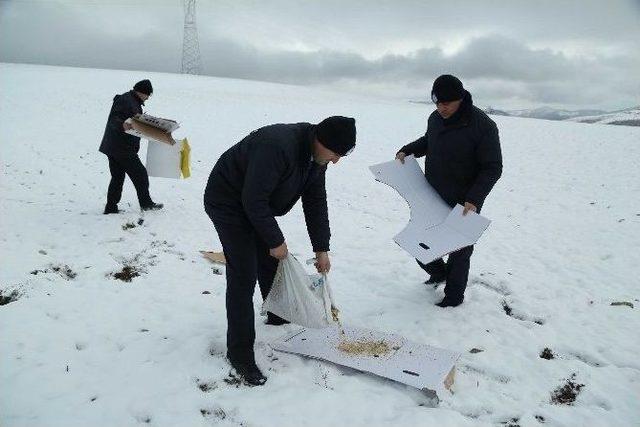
[501,417,520,427]
[196,378,218,392]
[551,373,584,405]
[200,407,227,421]
[0,289,21,306]
[540,348,554,360]
[109,240,177,282]
[52,264,77,279]
[122,218,144,230]
[151,239,173,248]
[112,265,142,282]
[502,300,513,315]
[610,301,634,309]
[30,264,77,280]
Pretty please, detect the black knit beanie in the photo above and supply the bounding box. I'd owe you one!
[431,74,464,103]
[133,79,153,95]
[316,116,356,156]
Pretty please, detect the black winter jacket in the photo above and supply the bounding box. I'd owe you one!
[400,93,502,210]
[204,123,330,252]
[99,91,144,157]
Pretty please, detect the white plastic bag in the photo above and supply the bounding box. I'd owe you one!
[262,254,337,328]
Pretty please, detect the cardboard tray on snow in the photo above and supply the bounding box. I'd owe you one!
[271,326,459,401]
[200,250,226,264]
[125,113,179,146]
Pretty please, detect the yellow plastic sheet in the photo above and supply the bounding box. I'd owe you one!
[180,138,191,178]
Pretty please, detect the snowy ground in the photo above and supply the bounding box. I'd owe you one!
[1,63,639,427]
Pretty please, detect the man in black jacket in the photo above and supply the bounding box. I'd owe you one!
[99,79,163,214]
[204,116,356,386]
[396,75,502,308]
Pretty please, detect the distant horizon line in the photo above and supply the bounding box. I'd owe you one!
[1,60,635,113]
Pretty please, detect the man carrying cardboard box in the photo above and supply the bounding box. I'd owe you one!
[99,79,163,214]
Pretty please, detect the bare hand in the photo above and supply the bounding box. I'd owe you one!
[123,122,133,131]
[463,202,477,216]
[314,251,331,274]
[269,241,288,260]
[395,152,407,164]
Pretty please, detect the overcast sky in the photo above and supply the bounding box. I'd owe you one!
[1,0,639,110]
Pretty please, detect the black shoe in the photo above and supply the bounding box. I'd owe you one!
[103,204,119,214]
[141,202,163,211]
[265,312,290,326]
[436,297,463,308]
[228,356,267,386]
[424,275,446,285]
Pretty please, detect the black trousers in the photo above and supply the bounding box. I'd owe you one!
[205,203,279,361]
[417,245,474,302]
[106,154,153,208]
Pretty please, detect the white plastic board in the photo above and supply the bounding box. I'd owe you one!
[146,139,181,179]
[369,155,491,264]
[270,326,459,398]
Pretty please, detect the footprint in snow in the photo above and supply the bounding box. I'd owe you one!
[501,300,545,325]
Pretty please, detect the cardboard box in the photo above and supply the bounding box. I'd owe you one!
[200,250,226,264]
[125,113,179,146]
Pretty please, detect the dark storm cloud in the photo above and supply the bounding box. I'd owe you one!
[1,0,638,109]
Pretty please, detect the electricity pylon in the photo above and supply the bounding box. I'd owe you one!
[181,0,202,75]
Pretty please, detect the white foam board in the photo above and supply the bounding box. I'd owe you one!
[146,139,181,179]
[369,155,491,264]
[270,326,460,399]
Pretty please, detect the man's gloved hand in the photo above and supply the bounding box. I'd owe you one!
[269,241,288,260]
[314,251,331,274]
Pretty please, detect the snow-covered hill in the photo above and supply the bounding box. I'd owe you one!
[1,63,639,427]
[506,107,607,121]
[567,107,640,126]
[483,106,640,127]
